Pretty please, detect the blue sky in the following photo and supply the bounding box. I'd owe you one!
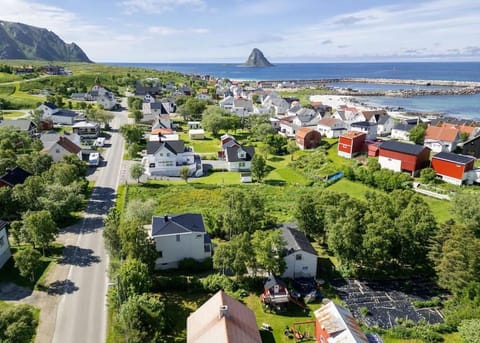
[2,0,480,63]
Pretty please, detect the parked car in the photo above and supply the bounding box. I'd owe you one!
[89,152,100,166]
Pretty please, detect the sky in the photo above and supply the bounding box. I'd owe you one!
[1,0,480,63]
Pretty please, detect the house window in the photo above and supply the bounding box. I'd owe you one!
[196,234,202,239]
[166,153,171,157]
[176,234,180,242]
[159,153,163,156]
[204,244,211,253]
[302,266,308,270]
[158,251,163,258]
[55,149,61,153]
[296,254,302,261]
[239,162,246,167]
[149,163,155,168]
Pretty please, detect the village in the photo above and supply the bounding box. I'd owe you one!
[1,67,480,343]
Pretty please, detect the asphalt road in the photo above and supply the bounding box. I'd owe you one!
[52,105,128,343]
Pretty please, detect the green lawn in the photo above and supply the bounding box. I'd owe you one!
[0,110,25,118]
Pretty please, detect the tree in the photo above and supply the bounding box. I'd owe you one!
[0,304,38,343]
[251,230,286,275]
[120,124,144,145]
[120,220,158,272]
[366,158,381,172]
[14,247,41,282]
[103,208,122,258]
[408,123,427,144]
[451,192,480,235]
[252,123,276,142]
[87,108,114,128]
[130,163,144,183]
[17,152,52,175]
[118,258,152,299]
[132,109,143,124]
[459,319,480,343]
[128,143,141,159]
[213,232,253,276]
[251,154,268,182]
[201,106,229,136]
[264,134,287,155]
[286,140,299,160]
[419,167,436,184]
[177,98,208,120]
[124,199,156,224]
[295,193,324,241]
[21,210,57,255]
[118,294,166,343]
[179,166,190,183]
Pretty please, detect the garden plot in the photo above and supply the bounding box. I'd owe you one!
[331,279,444,328]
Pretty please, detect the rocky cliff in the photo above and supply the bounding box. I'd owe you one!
[0,20,92,62]
[244,48,273,67]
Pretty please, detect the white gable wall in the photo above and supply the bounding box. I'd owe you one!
[282,251,317,278]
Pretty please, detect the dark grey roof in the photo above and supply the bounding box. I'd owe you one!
[379,140,428,155]
[151,213,206,236]
[44,102,57,110]
[432,152,474,164]
[0,219,7,231]
[0,119,35,131]
[146,140,186,155]
[225,145,255,162]
[376,114,391,125]
[351,121,377,128]
[393,123,415,132]
[55,110,78,118]
[0,166,31,187]
[280,224,317,256]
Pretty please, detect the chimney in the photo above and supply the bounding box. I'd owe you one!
[164,215,169,222]
[219,305,229,319]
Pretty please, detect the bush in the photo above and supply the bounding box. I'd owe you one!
[201,274,234,293]
[412,297,442,309]
[152,275,203,293]
[178,258,213,273]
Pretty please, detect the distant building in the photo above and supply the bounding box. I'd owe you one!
[338,131,366,159]
[431,152,475,185]
[295,127,321,150]
[378,141,430,176]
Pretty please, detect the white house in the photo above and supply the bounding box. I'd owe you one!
[37,102,59,117]
[143,140,199,177]
[424,126,460,153]
[280,224,318,279]
[231,97,253,117]
[331,107,364,129]
[225,145,255,171]
[219,95,234,110]
[317,117,347,138]
[72,121,100,138]
[0,220,11,270]
[350,121,378,140]
[36,102,80,125]
[264,96,289,116]
[143,93,156,103]
[391,123,415,141]
[149,214,212,270]
[362,110,394,136]
[40,133,82,162]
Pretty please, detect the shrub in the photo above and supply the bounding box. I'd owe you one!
[201,274,234,293]
[178,258,213,273]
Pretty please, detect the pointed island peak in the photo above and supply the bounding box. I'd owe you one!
[244,48,273,67]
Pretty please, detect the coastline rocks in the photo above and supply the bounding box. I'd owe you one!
[244,48,273,67]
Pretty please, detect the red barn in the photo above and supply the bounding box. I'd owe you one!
[295,128,321,150]
[338,131,366,159]
[314,301,368,343]
[379,141,430,176]
[431,152,475,185]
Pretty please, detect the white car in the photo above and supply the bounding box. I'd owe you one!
[89,152,100,166]
[94,137,106,147]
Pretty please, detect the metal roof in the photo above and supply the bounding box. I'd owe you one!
[432,152,474,164]
[379,140,428,156]
[151,213,206,236]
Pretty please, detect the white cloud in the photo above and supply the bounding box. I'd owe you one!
[120,0,207,14]
[147,26,209,36]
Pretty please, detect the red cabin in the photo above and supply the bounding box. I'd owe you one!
[431,152,475,185]
[296,128,322,150]
[338,131,366,159]
[378,141,430,176]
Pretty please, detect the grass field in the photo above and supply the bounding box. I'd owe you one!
[0,110,25,118]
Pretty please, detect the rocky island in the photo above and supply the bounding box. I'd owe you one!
[244,48,273,67]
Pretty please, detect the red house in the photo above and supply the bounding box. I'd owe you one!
[379,141,430,176]
[338,131,366,159]
[431,152,475,185]
[314,301,368,343]
[295,128,321,150]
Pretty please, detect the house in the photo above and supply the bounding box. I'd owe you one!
[263,95,289,116]
[269,117,280,130]
[148,213,212,270]
[143,140,199,177]
[143,93,156,103]
[331,107,364,129]
[0,119,36,135]
[261,276,290,305]
[441,123,480,139]
[41,134,82,162]
[0,166,31,188]
[338,131,367,159]
[295,128,321,150]
[220,134,240,150]
[424,126,460,153]
[187,290,262,343]
[460,134,480,158]
[431,152,475,185]
[0,220,11,270]
[280,224,318,279]
[72,121,100,138]
[37,102,59,117]
[220,96,234,110]
[378,141,430,176]
[292,109,321,128]
[391,123,415,141]
[350,121,378,140]
[142,102,170,116]
[279,116,297,137]
[361,110,394,136]
[225,145,255,172]
[314,300,369,343]
[316,117,347,138]
[149,128,179,142]
[231,97,253,117]
[152,115,173,130]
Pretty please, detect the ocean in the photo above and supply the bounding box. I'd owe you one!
[109,62,480,118]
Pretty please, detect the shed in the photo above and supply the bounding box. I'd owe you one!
[295,128,321,150]
[378,141,430,176]
[431,152,475,185]
[338,131,367,159]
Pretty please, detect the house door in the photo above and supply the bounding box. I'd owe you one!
[274,285,279,294]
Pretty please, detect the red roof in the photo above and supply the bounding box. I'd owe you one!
[57,136,81,154]
[441,123,476,135]
[296,127,315,139]
[341,131,366,139]
[425,126,459,142]
[151,128,173,135]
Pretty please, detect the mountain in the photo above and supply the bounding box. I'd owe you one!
[244,48,273,67]
[0,20,92,62]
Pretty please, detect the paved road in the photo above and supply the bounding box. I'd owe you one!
[52,105,128,343]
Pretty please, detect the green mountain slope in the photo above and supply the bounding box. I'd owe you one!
[0,20,92,62]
